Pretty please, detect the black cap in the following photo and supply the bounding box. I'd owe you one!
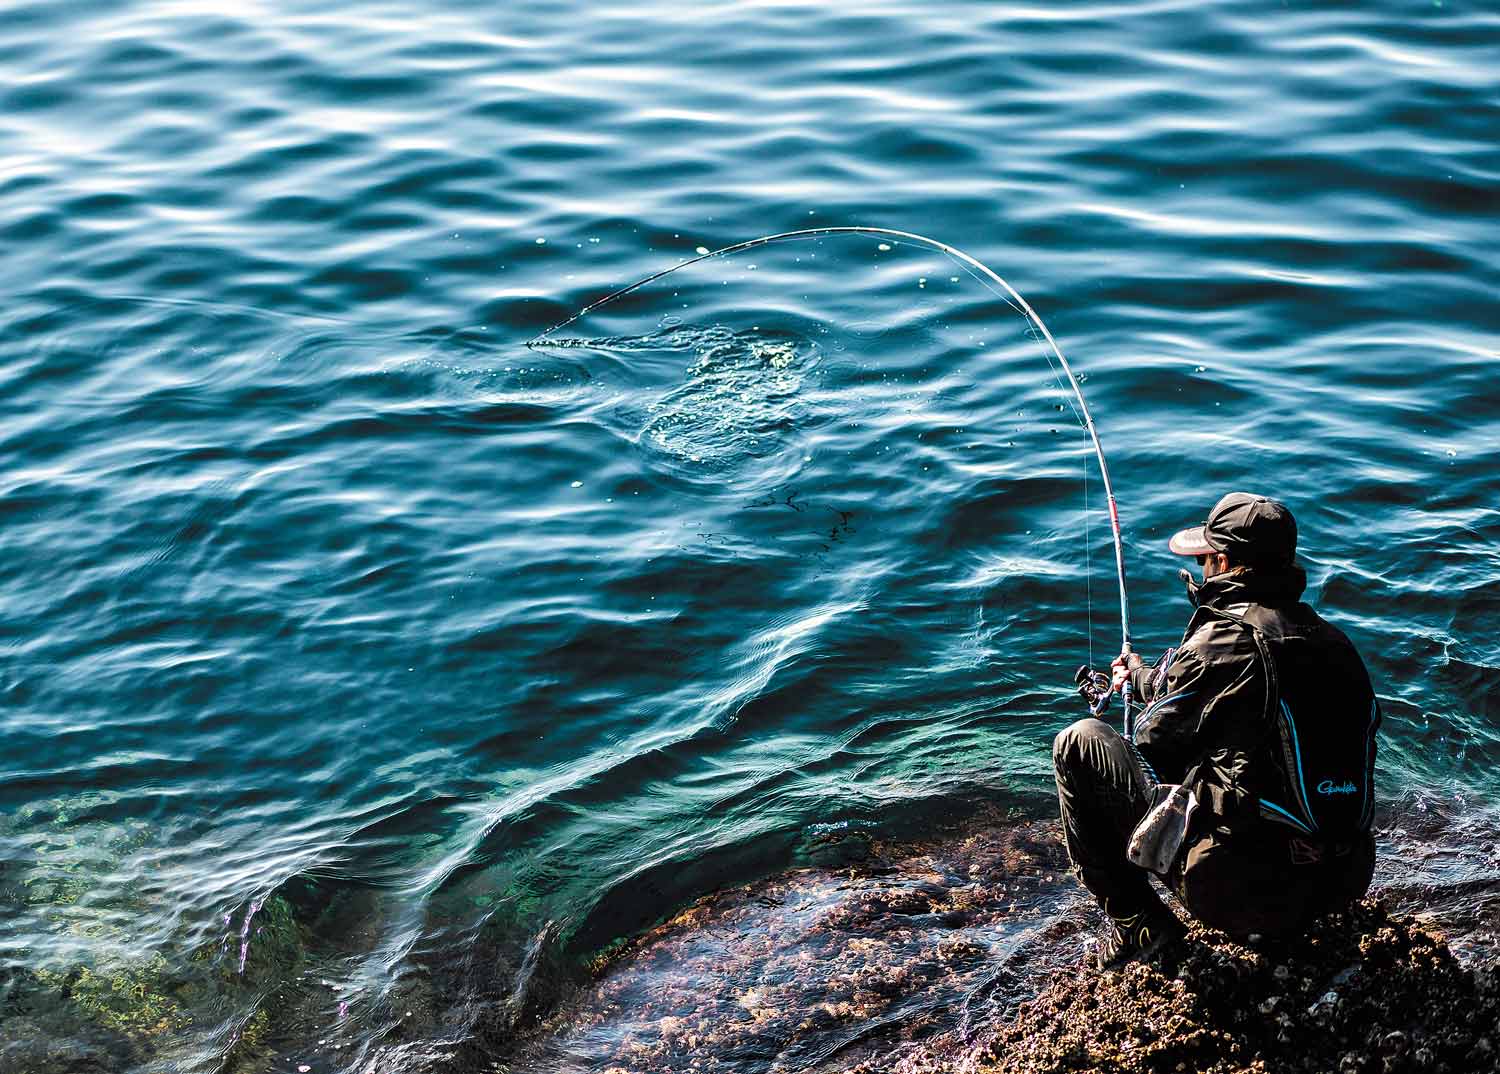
[1168,492,1297,567]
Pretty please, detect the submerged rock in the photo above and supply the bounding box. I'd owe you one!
[504,809,1082,1073]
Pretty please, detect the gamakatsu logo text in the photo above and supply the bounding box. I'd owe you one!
[1317,780,1358,795]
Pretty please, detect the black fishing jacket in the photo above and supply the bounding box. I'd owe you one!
[1126,565,1380,845]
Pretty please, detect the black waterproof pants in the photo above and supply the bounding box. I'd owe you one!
[1052,717,1163,921]
[1052,717,1378,938]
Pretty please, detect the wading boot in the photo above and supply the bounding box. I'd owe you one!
[1096,908,1184,970]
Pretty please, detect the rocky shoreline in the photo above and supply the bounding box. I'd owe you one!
[7,804,1494,1074]
[509,806,1500,1074]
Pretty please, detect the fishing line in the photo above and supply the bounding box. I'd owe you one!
[527,226,1134,721]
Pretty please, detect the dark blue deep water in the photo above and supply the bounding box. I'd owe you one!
[2,2,1497,1071]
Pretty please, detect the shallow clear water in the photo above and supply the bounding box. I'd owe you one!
[1,2,1497,1071]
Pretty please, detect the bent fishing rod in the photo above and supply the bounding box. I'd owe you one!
[527,225,1137,734]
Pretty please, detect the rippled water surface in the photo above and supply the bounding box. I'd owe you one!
[2,2,1497,1071]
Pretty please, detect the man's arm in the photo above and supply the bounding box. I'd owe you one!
[1118,647,1177,706]
[1129,623,1258,785]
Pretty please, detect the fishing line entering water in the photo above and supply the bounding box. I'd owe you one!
[528,226,1132,673]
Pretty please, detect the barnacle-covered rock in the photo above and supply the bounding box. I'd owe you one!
[976,900,1500,1074]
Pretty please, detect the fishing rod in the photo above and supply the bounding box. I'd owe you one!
[527,225,1136,734]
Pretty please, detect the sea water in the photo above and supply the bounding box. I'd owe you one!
[1,2,1496,1071]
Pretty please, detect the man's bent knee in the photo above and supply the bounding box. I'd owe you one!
[1053,717,1117,771]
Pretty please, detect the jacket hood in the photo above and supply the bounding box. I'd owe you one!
[1183,563,1308,609]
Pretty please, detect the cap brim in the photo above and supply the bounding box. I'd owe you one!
[1168,525,1217,557]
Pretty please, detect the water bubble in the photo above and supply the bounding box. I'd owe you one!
[877,243,891,251]
[535,237,547,245]
[696,246,710,255]
[570,480,583,488]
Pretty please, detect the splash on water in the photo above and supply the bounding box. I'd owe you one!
[639,326,817,479]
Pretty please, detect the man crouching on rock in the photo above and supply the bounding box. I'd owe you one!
[1053,492,1380,969]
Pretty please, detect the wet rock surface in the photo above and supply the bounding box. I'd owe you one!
[502,809,1083,1073]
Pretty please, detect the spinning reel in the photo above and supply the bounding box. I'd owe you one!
[1074,664,1114,717]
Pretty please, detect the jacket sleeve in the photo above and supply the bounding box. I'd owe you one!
[1129,625,1257,785]
[1128,647,1178,707]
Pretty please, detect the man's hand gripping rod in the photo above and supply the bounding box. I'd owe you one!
[1074,645,1136,737]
